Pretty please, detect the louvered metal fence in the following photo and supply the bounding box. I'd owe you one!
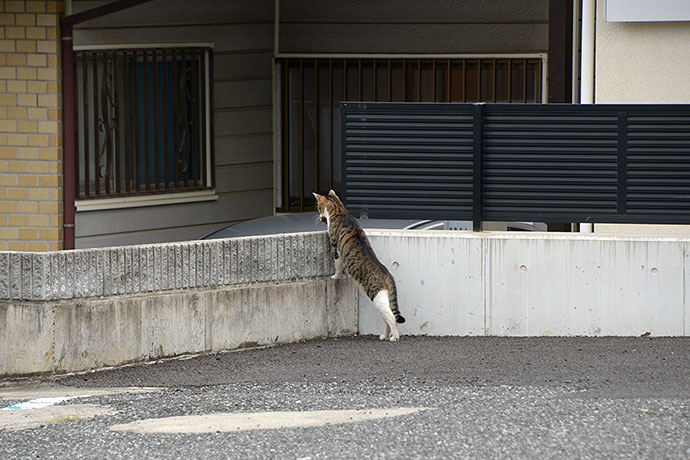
[341,103,690,230]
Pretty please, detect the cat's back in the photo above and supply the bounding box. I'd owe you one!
[330,209,372,255]
[330,210,392,296]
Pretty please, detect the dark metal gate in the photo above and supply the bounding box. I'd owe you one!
[341,103,690,230]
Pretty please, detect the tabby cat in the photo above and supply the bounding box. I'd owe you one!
[313,190,406,342]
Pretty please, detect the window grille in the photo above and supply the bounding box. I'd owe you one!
[74,47,213,199]
[277,57,544,212]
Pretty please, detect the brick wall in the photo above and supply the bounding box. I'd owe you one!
[0,0,63,251]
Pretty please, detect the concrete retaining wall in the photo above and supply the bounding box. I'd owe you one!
[1,278,356,377]
[3,229,688,378]
[360,231,689,337]
[0,232,358,378]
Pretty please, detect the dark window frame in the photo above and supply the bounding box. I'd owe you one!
[74,45,214,201]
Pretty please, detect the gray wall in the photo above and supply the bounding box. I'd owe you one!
[72,0,275,248]
[279,0,549,54]
[71,0,549,248]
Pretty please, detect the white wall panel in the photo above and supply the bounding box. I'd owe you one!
[358,231,689,337]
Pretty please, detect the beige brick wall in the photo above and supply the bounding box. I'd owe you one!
[0,0,64,251]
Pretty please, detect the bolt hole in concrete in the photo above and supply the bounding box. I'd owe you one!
[110,408,428,434]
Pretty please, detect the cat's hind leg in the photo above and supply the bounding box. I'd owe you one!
[379,321,391,341]
[373,289,400,342]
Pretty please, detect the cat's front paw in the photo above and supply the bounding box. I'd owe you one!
[389,336,400,342]
[379,334,389,341]
[331,274,343,280]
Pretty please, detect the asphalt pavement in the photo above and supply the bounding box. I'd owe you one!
[1,335,689,459]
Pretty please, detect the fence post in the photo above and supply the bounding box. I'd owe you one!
[472,103,484,232]
[340,102,348,207]
[617,111,628,215]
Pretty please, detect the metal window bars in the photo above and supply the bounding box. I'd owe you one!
[74,47,213,200]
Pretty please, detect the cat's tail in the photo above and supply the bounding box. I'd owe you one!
[387,281,406,324]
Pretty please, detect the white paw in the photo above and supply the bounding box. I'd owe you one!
[330,274,341,280]
[379,334,388,341]
[389,336,400,342]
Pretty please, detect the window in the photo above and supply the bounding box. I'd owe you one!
[277,56,544,212]
[74,47,213,200]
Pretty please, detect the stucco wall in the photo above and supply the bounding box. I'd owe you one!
[595,0,690,103]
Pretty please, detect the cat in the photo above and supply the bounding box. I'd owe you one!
[313,190,406,342]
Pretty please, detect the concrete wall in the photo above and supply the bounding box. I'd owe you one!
[595,224,690,238]
[0,231,358,377]
[359,230,689,337]
[0,231,333,301]
[1,279,356,377]
[4,229,688,377]
[71,0,275,248]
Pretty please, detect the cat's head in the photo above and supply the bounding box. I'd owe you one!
[312,190,343,224]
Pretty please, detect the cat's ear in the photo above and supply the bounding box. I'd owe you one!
[328,190,341,201]
[312,192,324,201]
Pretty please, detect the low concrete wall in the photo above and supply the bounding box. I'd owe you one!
[0,232,357,378]
[360,231,689,337]
[1,279,356,377]
[4,229,688,378]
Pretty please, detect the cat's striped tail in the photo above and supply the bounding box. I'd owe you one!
[388,281,406,323]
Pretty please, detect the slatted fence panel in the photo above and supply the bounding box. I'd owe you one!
[341,102,690,227]
[342,104,475,220]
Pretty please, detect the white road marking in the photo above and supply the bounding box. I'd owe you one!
[110,407,429,434]
[0,383,163,431]
[2,396,75,410]
[0,404,116,431]
[0,383,163,402]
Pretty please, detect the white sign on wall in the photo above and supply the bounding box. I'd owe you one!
[607,0,690,22]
